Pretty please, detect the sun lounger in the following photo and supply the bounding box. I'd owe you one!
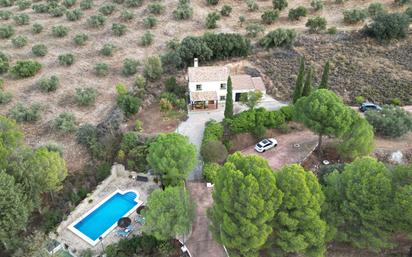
[116,229,129,237]
[134,215,145,224]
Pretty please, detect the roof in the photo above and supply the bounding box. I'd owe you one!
[188,66,230,83]
[190,91,218,101]
[231,75,266,92]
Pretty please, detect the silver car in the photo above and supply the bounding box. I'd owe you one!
[255,138,278,153]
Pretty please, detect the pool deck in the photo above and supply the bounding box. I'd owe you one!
[55,164,159,255]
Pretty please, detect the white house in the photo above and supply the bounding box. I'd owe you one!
[187,58,266,110]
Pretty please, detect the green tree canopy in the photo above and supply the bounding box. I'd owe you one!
[301,67,313,97]
[271,164,326,257]
[318,61,330,89]
[142,186,195,240]
[391,163,412,237]
[365,105,412,138]
[208,152,283,257]
[0,115,23,170]
[292,57,305,103]
[147,133,197,186]
[240,90,263,110]
[224,76,233,118]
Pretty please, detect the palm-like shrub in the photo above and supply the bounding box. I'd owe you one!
[73,33,88,45]
[10,60,42,78]
[306,16,327,33]
[58,54,75,66]
[0,25,14,39]
[99,4,116,15]
[139,31,154,46]
[343,9,368,24]
[32,3,49,13]
[122,58,140,76]
[148,3,165,15]
[37,75,59,92]
[288,6,308,20]
[259,28,297,48]
[112,23,127,36]
[0,10,12,20]
[311,0,323,11]
[32,44,48,56]
[143,15,157,28]
[0,52,9,74]
[66,9,83,21]
[261,9,279,24]
[12,35,28,48]
[0,90,12,104]
[100,43,115,56]
[0,0,13,7]
[48,5,66,17]
[32,23,43,33]
[220,5,232,16]
[80,0,92,9]
[173,0,193,20]
[62,0,76,8]
[125,0,142,7]
[94,62,109,76]
[205,12,220,29]
[52,25,69,37]
[9,103,42,122]
[17,0,31,10]
[53,112,77,133]
[273,0,287,10]
[246,23,264,38]
[121,10,134,21]
[87,14,106,28]
[368,3,385,17]
[144,56,163,81]
[75,87,97,106]
[246,0,259,11]
[13,13,30,25]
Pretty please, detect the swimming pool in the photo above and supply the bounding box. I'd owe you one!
[68,190,140,245]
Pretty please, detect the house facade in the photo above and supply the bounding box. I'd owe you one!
[188,58,266,110]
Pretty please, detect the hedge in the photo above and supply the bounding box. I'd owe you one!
[202,120,224,145]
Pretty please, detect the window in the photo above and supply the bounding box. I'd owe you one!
[220,83,226,89]
[196,84,202,91]
[220,95,226,101]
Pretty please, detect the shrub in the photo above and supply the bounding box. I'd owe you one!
[80,0,92,9]
[99,4,115,15]
[288,6,308,20]
[311,0,323,11]
[87,14,106,28]
[75,123,99,148]
[201,140,227,163]
[246,23,264,37]
[13,13,30,25]
[173,0,193,20]
[32,44,48,56]
[363,12,409,42]
[220,5,232,16]
[75,87,97,106]
[9,103,41,122]
[139,31,154,46]
[125,0,142,7]
[10,60,41,78]
[32,23,43,34]
[66,8,83,21]
[279,105,294,121]
[394,0,410,5]
[17,0,31,10]
[0,10,12,20]
[62,0,76,7]
[0,52,9,74]
[53,112,77,133]
[117,92,140,117]
[0,25,14,39]
[52,25,69,37]
[0,0,13,7]
[37,75,59,92]
[144,55,163,81]
[58,54,75,66]
[143,15,157,28]
[148,3,165,15]
[327,26,337,34]
[205,12,220,29]
[207,0,218,5]
[273,0,287,10]
[94,62,109,76]
[134,75,146,90]
[368,2,385,17]
[12,35,28,48]
[32,3,49,13]
[365,105,412,138]
[343,9,368,24]
[391,98,401,106]
[406,7,412,20]
[306,16,327,33]
[261,9,279,24]
[112,23,127,36]
[100,43,115,56]
[73,33,88,45]
[259,28,297,48]
[122,58,140,76]
[354,95,365,105]
[203,120,224,144]
[48,5,66,17]
[121,10,134,21]
[160,98,172,112]
[0,78,3,89]
[246,0,258,11]
[0,90,12,104]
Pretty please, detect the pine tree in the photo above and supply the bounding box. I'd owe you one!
[302,67,313,97]
[292,57,305,103]
[224,76,233,118]
[319,60,330,89]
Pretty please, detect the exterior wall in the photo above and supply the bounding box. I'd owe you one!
[188,80,227,102]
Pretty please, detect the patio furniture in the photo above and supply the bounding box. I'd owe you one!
[116,230,130,237]
[117,217,132,228]
[124,224,134,233]
[136,175,149,182]
[134,215,145,225]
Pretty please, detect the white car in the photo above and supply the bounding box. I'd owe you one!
[254,138,278,153]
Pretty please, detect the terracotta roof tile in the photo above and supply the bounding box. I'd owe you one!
[188,66,229,83]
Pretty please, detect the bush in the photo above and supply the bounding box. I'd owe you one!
[10,60,41,78]
[173,0,193,20]
[87,14,106,28]
[288,6,308,20]
[121,10,134,21]
[53,112,77,133]
[279,105,294,121]
[259,28,297,48]
[32,23,43,34]
[80,0,92,9]
[365,105,412,138]
[32,3,49,13]
[311,0,323,11]
[100,43,115,56]
[144,56,163,81]
[306,16,327,33]
[391,98,401,106]
[203,120,224,144]
[354,95,365,105]
[143,15,157,28]
[134,75,146,90]
[125,0,142,7]
[52,25,69,37]
[66,8,83,21]
[368,2,385,17]
[48,5,66,17]
[76,123,98,146]
[201,140,228,163]
[117,92,140,117]
[203,163,219,183]
[327,26,337,34]
[32,44,48,57]
[0,90,12,104]
[207,0,218,5]
[220,5,232,16]
[62,0,76,7]
[99,4,115,15]
[75,87,97,106]
[9,103,41,122]
[205,12,220,29]
[0,0,13,7]
[394,0,410,5]
[261,9,279,24]
[0,25,14,39]
[139,31,154,46]
[148,3,165,15]
[246,23,264,37]
[0,52,9,74]
[73,33,88,45]
[58,54,75,66]
[363,12,409,42]
[12,35,28,48]
[17,0,31,10]
[122,58,140,76]
[94,62,109,76]
[406,7,412,20]
[13,13,30,25]
[343,9,368,24]
[0,10,12,20]
[273,0,287,10]
[246,0,258,11]
[112,23,127,36]
[37,75,59,92]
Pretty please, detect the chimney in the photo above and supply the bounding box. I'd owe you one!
[194,58,198,68]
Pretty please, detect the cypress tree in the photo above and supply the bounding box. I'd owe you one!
[302,67,313,97]
[319,60,330,89]
[224,76,233,118]
[292,57,305,103]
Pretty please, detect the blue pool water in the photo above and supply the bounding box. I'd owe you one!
[74,191,138,241]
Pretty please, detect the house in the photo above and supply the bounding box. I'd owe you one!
[188,58,266,110]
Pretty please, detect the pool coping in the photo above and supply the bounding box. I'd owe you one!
[68,189,141,246]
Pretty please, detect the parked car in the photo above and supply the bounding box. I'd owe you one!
[359,102,382,112]
[255,138,277,153]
